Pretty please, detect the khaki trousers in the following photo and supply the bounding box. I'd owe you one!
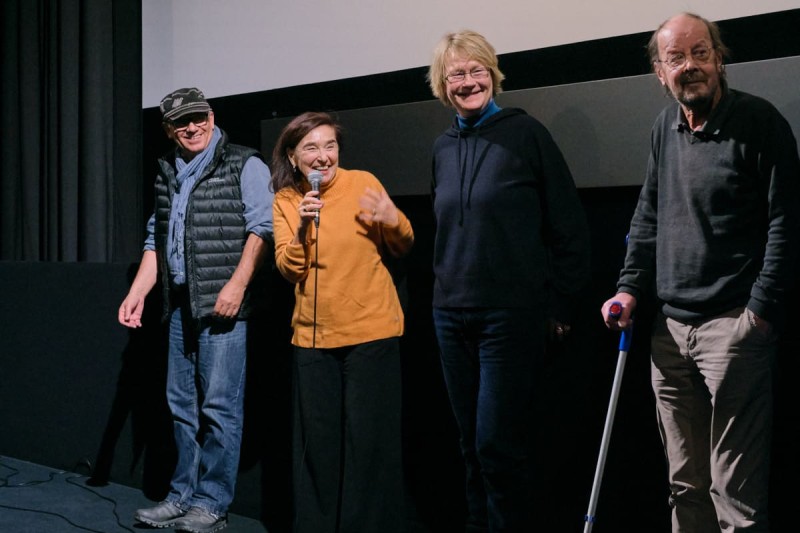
[651,307,776,533]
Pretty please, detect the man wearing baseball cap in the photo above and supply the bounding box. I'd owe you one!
[119,87,274,532]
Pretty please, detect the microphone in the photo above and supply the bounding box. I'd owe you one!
[307,171,323,227]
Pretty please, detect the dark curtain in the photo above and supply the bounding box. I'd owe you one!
[1,0,142,262]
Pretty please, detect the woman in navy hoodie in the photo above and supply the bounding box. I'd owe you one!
[427,30,591,533]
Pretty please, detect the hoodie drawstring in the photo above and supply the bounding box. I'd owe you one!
[457,128,491,226]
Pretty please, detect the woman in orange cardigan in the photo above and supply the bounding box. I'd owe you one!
[271,111,414,533]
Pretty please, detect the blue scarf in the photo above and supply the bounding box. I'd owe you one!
[167,127,222,285]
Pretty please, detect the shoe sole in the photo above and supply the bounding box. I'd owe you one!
[175,520,227,533]
[135,516,186,528]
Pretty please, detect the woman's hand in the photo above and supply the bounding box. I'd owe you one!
[291,190,323,246]
[358,188,398,225]
[298,190,323,227]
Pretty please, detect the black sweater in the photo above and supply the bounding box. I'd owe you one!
[431,107,591,321]
[619,89,800,326]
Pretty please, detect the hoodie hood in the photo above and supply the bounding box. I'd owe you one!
[445,107,527,136]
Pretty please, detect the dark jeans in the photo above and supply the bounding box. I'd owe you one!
[433,307,544,533]
[292,337,405,533]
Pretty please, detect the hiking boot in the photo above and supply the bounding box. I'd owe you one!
[134,500,186,528]
[174,506,228,533]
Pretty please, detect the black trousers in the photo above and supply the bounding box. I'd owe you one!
[292,337,405,533]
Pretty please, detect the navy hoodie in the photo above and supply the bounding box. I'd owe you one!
[431,107,590,321]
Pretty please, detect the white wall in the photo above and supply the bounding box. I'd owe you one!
[141,0,799,107]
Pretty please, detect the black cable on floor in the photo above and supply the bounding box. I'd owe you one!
[65,474,135,533]
[0,459,135,532]
[0,503,114,533]
[0,460,62,487]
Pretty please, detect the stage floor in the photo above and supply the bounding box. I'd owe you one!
[0,455,267,532]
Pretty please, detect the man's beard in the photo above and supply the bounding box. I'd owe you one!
[675,72,716,113]
[677,90,715,112]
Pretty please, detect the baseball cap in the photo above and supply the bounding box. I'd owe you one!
[159,87,212,122]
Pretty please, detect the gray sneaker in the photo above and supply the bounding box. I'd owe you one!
[134,500,186,528]
[174,507,227,533]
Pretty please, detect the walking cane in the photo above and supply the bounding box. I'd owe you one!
[583,301,632,532]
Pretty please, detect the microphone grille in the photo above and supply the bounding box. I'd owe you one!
[308,171,323,187]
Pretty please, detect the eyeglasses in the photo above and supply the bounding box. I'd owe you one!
[170,113,209,132]
[657,46,715,70]
[445,67,490,84]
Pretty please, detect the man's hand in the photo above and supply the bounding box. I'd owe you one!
[601,293,637,331]
[214,279,246,319]
[119,293,146,328]
[748,309,773,336]
[118,251,157,328]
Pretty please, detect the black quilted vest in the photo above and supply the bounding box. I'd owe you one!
[153,129,264,322]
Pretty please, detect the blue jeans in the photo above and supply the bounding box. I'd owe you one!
[164,303,247,516]
[433,307,544,533]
